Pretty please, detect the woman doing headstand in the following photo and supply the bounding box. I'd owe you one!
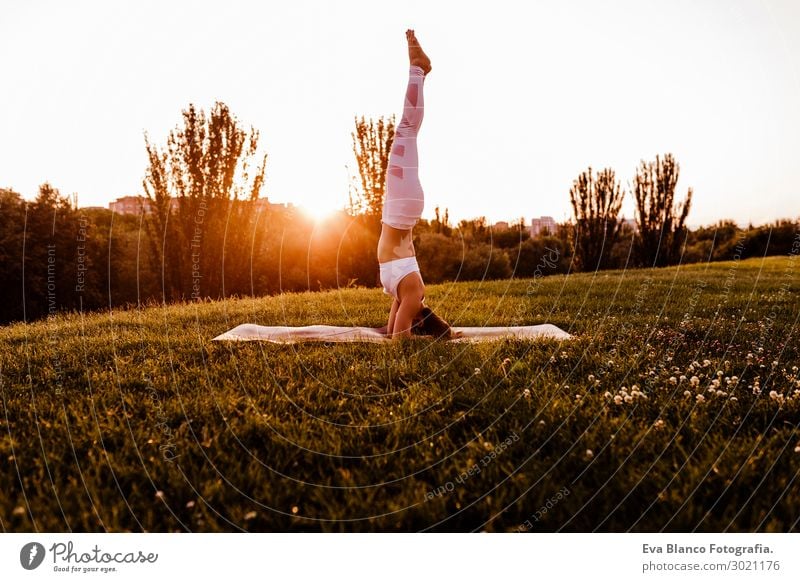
[378,30,452,339]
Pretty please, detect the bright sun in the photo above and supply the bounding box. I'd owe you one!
[300,203,339,223]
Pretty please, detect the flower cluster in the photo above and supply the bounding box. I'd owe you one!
[567,354,797,414]
[605,384,648,405]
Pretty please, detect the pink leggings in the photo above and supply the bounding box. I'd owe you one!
[382,65,426,230]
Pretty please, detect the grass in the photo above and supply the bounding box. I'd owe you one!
[1,255,798,532]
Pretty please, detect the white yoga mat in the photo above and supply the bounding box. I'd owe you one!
[212,323,573,343]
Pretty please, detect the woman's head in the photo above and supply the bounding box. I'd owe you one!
[411,306,452,339]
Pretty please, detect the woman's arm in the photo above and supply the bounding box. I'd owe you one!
[392,297,423,339]
[387,298,400,336]
[391,274,425,339]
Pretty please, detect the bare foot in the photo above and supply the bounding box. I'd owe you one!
[406,29,431,75]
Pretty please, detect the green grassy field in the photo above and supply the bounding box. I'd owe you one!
[1,255,798,532]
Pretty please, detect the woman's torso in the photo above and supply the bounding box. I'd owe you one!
[377,223,415,263]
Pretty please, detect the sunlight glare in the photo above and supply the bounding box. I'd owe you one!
[300,203,339,223]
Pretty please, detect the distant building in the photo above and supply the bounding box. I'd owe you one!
[109,195,152,215]
[254,198,271,213]
[530,216,557,237]
[253,198,294,213]
[492,221,509,230]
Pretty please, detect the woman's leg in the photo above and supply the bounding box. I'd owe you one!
[382,31,429,228]
[382,65,426,230]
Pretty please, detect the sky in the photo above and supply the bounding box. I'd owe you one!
[1,0,799,227]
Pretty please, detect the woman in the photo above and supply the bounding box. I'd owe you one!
[378,30,453,340]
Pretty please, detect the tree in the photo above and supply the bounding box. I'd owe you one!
[492,223,530,249]
[143,102,268,300]
[414,232,462,283]
[21,184,82,321]
[430,206,452,236]
[457,243,512,281]
[569,167,624,271]
[0,189,27,322]
[632,153,692,267]
[514,236,570,277]
[457,217,489,243]
[349,115,395,219]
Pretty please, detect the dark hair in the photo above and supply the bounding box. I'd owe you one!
[411,306,452,339]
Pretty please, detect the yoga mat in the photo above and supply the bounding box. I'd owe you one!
[212,323,573,343]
